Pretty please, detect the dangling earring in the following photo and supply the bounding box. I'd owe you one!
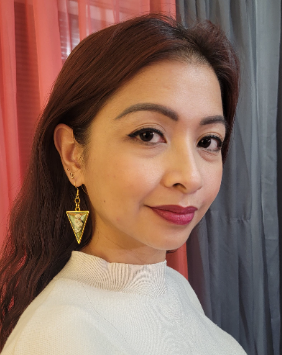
[66,186,89,244]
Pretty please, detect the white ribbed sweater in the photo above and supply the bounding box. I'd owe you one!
[2,251,246,354]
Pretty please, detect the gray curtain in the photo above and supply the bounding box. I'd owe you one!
[176,1,281,354]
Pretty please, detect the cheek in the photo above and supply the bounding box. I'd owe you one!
[108,156,162,202]
[85,151,162,213]
[202,163,223,203]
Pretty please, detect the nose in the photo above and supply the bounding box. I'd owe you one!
[162,144,203,194]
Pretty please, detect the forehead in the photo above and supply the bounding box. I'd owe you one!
[98,60,223,121]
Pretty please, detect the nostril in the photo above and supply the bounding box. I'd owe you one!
[171,170,203,194]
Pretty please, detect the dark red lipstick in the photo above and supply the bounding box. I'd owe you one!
[150,205,197,225]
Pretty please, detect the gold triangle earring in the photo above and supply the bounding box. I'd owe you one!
[66,185,89,244]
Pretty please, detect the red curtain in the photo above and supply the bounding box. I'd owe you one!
[0,0,187,279]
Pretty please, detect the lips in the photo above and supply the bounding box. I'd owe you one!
[150,205,197,225]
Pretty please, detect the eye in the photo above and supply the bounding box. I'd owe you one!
[198,135,223,152]
[128,128,165,144]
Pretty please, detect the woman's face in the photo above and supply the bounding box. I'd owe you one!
[80,60,225,264]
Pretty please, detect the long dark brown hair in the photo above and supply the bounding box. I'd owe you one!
[0,14,239,349]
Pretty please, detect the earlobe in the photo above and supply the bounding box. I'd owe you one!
[53,124,84,186]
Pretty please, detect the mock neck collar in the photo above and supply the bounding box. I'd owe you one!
[57,251,167,297]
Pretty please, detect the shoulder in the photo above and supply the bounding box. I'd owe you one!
[2,278,105,355]
[166,266,204,313]
[166,268,247,354]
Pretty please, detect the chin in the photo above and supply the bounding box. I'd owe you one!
[149,231,192,252]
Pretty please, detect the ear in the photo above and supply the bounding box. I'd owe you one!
[54,124,85,186]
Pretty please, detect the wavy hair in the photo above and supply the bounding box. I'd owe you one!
[0,14,239,349]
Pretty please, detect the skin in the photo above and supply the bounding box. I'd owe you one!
[54,60,225,265]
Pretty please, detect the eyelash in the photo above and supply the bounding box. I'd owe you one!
[128,128,165,144]
[198,135,223,152]
[128,128,224,152]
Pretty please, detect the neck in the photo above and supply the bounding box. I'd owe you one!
[81,236,166,265]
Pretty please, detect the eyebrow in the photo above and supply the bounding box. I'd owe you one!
[200,115,228,131]
[115,103,178,121]
[114,102,227,129]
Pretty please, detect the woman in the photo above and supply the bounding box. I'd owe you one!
[0,14,246,354]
